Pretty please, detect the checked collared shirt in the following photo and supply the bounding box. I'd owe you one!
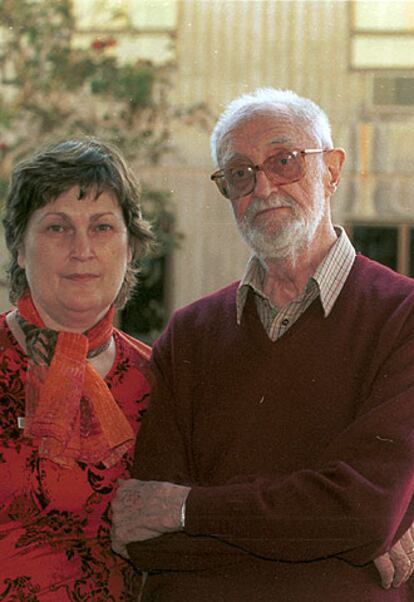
[236,227,356,341]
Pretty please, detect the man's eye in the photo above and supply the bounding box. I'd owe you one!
[278,153,295,166]
[229,166,253,181]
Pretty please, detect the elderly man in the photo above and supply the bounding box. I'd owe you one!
[112,89,414,601]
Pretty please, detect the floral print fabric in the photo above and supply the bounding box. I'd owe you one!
[0,313,150,601]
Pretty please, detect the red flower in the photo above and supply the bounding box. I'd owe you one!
[91,37,117,51]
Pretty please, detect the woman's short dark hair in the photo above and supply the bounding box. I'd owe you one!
[2,137,155,307]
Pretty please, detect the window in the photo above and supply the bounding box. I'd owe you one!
[373,76,414,107]
[347,223,414,276]
[350,1,414,70]
[72,0,177,65]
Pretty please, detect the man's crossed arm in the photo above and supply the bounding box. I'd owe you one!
[111,478,414,590]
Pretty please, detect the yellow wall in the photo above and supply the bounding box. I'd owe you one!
[1,0,414,315]
[151,0,414,311]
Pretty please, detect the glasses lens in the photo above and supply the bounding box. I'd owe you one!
[212,150,307,200]
[223,165,255,199]
[213,175,231,199]
[264,150,303,184]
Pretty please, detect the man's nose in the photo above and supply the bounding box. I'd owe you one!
[253,167,277,197]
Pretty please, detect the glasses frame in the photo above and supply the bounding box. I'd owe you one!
[210,148,331,200]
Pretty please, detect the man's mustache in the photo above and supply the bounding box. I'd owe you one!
[245,194,297,217]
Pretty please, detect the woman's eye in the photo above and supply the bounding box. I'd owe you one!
[94,223,113,232]
[46,224,65,233]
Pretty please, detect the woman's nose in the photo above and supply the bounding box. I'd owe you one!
[70,229,94,259]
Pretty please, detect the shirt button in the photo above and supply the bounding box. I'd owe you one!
[281,318,289,327]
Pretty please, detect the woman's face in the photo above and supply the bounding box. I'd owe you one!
[17,186,132,331]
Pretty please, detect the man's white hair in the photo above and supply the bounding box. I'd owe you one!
[210,88,333,166]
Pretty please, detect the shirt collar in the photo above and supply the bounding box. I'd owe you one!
[236,226,356,324]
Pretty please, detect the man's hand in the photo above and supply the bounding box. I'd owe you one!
[111,478,190,558]
[374,525,414,589]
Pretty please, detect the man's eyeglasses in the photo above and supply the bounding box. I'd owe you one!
[210,148,330,200]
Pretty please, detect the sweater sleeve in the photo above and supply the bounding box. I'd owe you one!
[128,300,414,570]
[127,330,251,571]
[185,308,414,564]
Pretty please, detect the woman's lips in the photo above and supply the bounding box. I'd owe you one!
[64,273,99,281]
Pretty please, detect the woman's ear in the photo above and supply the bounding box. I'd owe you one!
[17,245,26,269]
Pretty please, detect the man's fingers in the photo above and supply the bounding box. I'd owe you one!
[117,478,143,492]
[399,529,414,582]
[389,541,412,588]
[399,529,414,554]
[374,553,394,590]
[112,480,143,513]
[373,524,414,590]
[111,523,162,547]
[111,534,130,559]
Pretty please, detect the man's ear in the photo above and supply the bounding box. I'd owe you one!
[324,148,346,193]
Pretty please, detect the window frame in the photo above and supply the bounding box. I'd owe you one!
[346,221,414,275]
[349,1,414,72]
[71,0,178,65]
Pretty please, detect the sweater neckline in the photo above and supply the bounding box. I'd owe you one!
[241,288,324,349]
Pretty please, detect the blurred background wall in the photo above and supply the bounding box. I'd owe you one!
[1,0,414,340]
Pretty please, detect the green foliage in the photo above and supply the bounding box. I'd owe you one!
[123,187,183,343]
[90,60,154,110]
[0,0,173,150]
[0,177,8,200]
[0,0,180,340]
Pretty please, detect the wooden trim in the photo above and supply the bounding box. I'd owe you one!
[349,1,414,35]
[351,30,414,37]
[397,224,410,275]
[74,28,176,36]
[348,2,414,72]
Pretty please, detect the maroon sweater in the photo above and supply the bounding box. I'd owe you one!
[129,255,414,601]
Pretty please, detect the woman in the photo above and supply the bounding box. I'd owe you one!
[0,138,154,601]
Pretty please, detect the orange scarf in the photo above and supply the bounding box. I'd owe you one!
[16,292,134,468]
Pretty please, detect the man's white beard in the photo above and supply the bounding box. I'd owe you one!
[236,192,325,263]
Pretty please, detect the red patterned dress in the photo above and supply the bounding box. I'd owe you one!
[0,312,150,601]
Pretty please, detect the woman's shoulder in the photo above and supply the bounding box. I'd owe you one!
[0,312,26,394]
[0,311,19,352]
[113,328,152,377]
[114,329,151,360]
